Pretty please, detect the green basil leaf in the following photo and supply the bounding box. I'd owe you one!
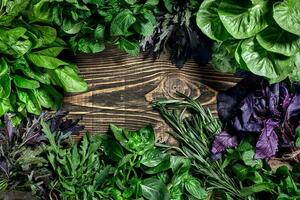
[34,47,65,57]
[0,98,11,117]
[40,85,63,110]
[28,0,51,23]
[143,155,170,174]
[0,75,11,98]
[117,37,140,56]
[110,9,136,37]
[32,87,55,110]
[141,178,169,200]
[77,38,105,53]
[14,57,51,85]
[28,53,68,69]
[94,24,105,40]
[185,178,208,199]
[140,149,166,168]
[218,0,269,39]
[256,25,300,56]
[13,75,40,89]
[51,65,88,93]
[273,0,300,36]
[0,57,8,77]
[62,18,83,34]
[240,38,293,80]
[102,139,124,162]
[289,53,300,82]
[0,0,31,25]
[196,0,232,41]
[31,25,57,48]
[241,150,262,168]
[133,12,155,37]
[17,89,42,115]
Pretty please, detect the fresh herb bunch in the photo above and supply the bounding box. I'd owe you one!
[154,93,242,199]
[197,0,300,82]
[0,111,83,199]
[213,77,300,160]
[99,124,207,200]
[141,0,212,68]
[44,122,206,200]
[0,1,88,123]
[222,136,300,199]
[27,0,158,55]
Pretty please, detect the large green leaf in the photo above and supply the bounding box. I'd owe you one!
[33,87,55,110]
[17,89,42,115]
[273,0,300,36]
[0,57,8,77]
[0,0,31,25]
[31,25,57,48]
[141,178,169,200]
[13,75,40,89]
[117,37,140,56]
[218,0,269,39]
[28,53,68,69]
[196,0,232,41]
[256,25,300,56]
[0,75,11,98]
[110,9,136,37]
[289,53,300,82]
[185,177,208,199]
[240,38,293,80]
[0,98,11,117]
[14,57,51,85]
[51,65,88,93]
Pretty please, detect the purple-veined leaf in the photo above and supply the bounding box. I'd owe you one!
[255,119,280,159]
[212,131,238,154]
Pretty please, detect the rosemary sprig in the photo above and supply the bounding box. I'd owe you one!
[153,93,243,199]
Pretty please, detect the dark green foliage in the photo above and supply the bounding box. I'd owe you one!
[26,0,158,55]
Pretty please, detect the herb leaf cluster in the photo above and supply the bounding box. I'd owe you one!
[197,0,300,83]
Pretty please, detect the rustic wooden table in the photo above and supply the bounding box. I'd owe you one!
[63,48,240,137]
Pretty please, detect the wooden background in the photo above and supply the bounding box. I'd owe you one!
[63,48,240,136]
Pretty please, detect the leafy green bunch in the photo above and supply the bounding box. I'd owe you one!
[196,0,300,83]
[154,94,242,199]
[27,0,158,55]
[0,24,87,124]
[46,122,207,200]
[0,0,88,123]
[0,111,83,199]
[222,136,300,199]
[100,124,207,200]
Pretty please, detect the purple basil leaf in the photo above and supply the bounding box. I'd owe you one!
[217,76,262,122]
[255,119,280,159]
[286,84,300,120]
[212,131,238,154]
[280,83,292,112]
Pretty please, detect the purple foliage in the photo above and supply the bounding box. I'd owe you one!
[211,131,238,154]
[255,119,280,159]
[213,78,300,159]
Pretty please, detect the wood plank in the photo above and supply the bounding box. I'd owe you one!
[63,48,240,136]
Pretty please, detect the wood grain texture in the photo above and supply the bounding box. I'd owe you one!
[63,47,240,136]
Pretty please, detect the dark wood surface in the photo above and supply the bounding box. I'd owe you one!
[63,48,240,136]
